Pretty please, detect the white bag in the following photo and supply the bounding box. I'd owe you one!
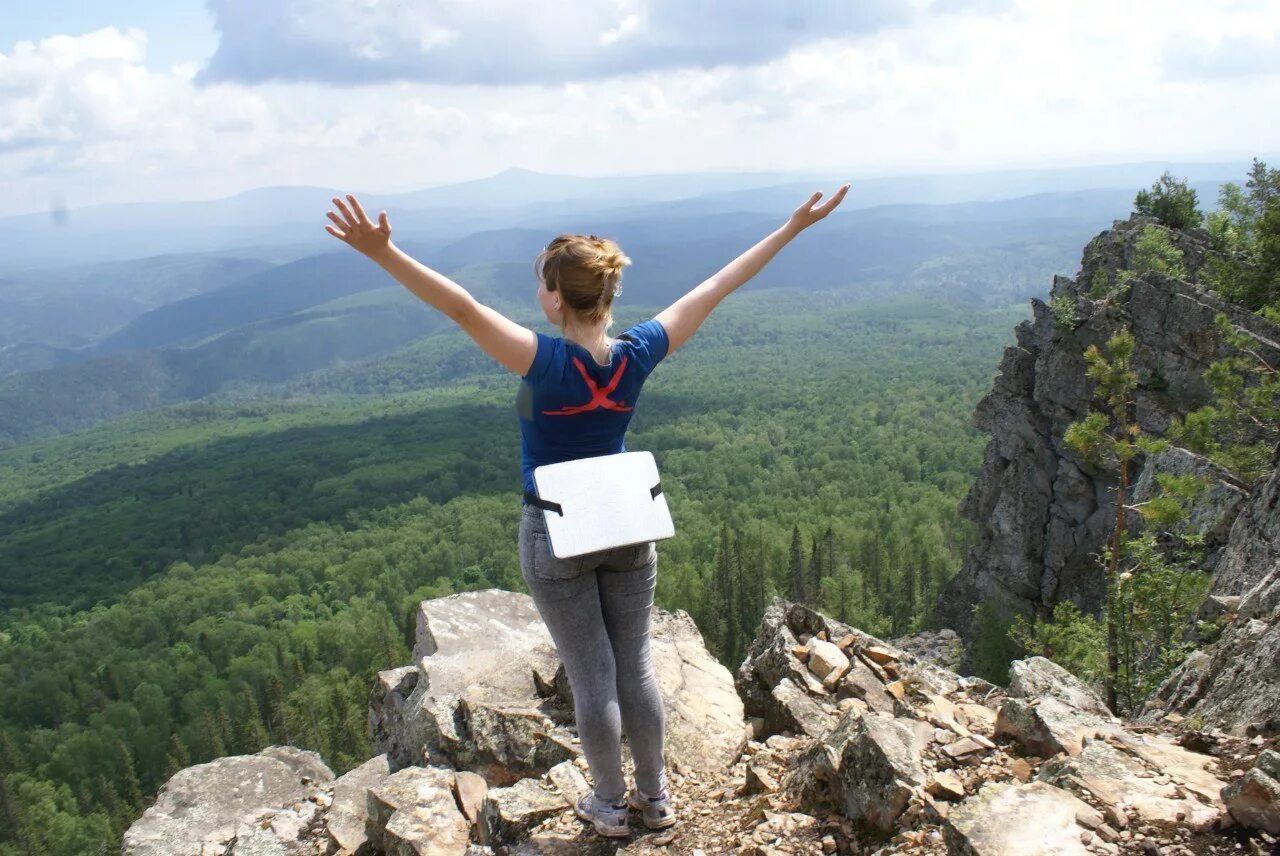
[531,451,675,559]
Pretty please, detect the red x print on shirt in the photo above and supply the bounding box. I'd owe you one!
[541,355,633,416]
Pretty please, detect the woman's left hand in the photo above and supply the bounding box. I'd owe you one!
[787,184,851,232]
[325,193,392,257]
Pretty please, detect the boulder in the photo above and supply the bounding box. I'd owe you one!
[121,747,333,856]
[374,590,745,783]
[453,770,489,824]
[327,754,391,854]
[944,781,1101,856]
[995,696,1117,758]
[805,638,850,682]
[1037,737,1222,830]
[798,710,928,833]
[1222,766,1280,834]
[366,765,471,856]
[370,590,587,781]
[1007,657,1110,717]
[770,677,836,738]
[478,777,570,848]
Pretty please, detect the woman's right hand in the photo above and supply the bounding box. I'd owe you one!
[325,193,392,257]
[787,184,850,232]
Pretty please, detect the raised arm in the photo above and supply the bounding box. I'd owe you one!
[325,193,536,375]
[654,184,850,355]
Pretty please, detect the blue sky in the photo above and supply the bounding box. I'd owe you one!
[4,1,218,70]
[2,1,1278,215]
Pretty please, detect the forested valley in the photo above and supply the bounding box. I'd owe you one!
[0,290,1025,851]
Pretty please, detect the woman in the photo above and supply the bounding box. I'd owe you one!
[324,182,849,838]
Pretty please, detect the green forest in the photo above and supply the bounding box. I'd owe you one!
[0,288,1025,853]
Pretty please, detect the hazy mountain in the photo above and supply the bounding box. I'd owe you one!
[0,161,1259,271]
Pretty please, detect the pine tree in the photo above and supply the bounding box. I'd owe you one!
[808,535,823,607]
[789,526,806,604]
[200,710,226,759]
[266,673,292,744]
[115,737,144,809]
[236,688,271,754]
[163,733,191,781]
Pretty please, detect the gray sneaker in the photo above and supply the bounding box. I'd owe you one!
[574,790,631,838]
[627,784,677,829]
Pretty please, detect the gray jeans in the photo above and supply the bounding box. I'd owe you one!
[518,503,668,803]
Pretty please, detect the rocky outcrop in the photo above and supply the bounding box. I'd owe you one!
[132,595,1280,854]
[1141,458,1280,736]
[121,746,333,856]
[937,215,1280,665]
[369,589,746,785]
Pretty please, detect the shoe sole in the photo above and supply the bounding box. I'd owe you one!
[626,794,678,830]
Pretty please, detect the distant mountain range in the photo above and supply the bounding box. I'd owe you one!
[0,160,1259,446]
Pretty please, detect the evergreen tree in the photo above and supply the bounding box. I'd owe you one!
[789,526,806,604]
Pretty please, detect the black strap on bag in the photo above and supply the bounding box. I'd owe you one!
[524,482,662,517]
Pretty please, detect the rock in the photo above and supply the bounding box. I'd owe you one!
[1144,461,1280,736]
[454,770,489,824]
[122,747,333,856]
[228,824,287,856]
[1037,737,1223,830]
[1221,765,1280,834]
[890,628,965,671]
[936,215,1280,669]
[373,590,745,785]
[744,763,779,795]
[371,590,574,782]
[544,760,588,803]
[1007,657,1111,717]
[327,754,391,854]
[995,696,1117,758]
[366,765,471,856]
[646,608,749,771]
[806,638,850,681]
[798,710,928,833]
[836,658,898,715]
[927,771,967,801]
[1256,749,1280,780]
[478,777,570,848]
[942,736,993,766]
[770,677,836,738]
[944,781,1101,856]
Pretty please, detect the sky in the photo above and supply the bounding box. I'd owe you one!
[2,0,1279,215]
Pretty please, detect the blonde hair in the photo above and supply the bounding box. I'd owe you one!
[535,234,631,328]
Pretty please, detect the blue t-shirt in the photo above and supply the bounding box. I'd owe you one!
[518,319,669,496]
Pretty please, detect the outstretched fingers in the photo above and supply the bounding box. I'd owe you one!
[347,193,372,226]
[816,184,850,215]
[331,195,358,229]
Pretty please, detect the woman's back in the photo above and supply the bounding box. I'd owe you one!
[517,318,669,494]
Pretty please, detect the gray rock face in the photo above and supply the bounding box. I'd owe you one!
[366,765,471,856]
[1142,459,1280,735]
[1037,737,1221,830]
[815,711,929,832]
[477,777,569,848]
[370,590,582,781]
[121,746,333,856]
[326,754,391,854]
[372,589,746,784]
[936,215,1280,667]
[549,607,748,774]
[1007,656,1110,717]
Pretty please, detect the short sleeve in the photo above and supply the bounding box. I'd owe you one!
[622,319,670,376]
[523,332,559,383]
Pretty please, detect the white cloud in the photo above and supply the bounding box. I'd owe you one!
[2,1,1279,215]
